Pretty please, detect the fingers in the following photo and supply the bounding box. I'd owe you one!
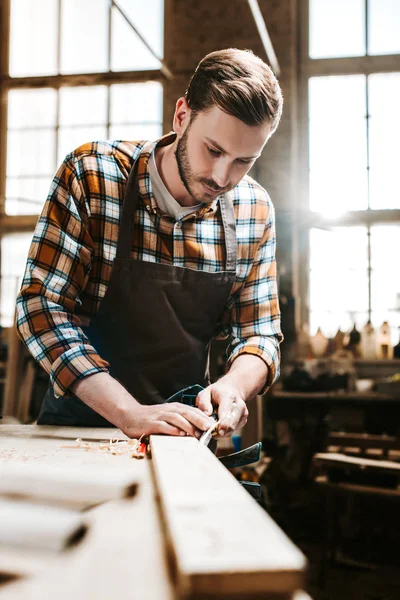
[153,422,187,436]
[168,403,215,431]
[218,398,248,437]
[160,411,202,439]
[195,388,214,416]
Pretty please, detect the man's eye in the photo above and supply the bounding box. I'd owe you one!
[208,147,221,157]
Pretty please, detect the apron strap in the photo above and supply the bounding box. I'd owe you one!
[116,157,140,259]
[219,192,237,273]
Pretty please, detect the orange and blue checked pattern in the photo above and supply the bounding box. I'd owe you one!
[16,133,283,398]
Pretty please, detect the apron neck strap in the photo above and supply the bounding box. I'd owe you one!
[116,156,141,259]
[219,193,237,272]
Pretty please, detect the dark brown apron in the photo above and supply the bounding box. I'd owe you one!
[38,156,237,426]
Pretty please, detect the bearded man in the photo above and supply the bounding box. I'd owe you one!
[17,48,284,440]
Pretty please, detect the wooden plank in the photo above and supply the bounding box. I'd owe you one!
[0,461,138,509]
[0,461,175,600]
[3,324,25,417]
[16,359,36,423]
[0,424,128,441]
[328,432,400,451]
[314,452,400,473]
[150,435,306,598]
[315,475,400,499]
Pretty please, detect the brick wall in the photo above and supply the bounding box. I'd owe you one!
[163,0,300,340]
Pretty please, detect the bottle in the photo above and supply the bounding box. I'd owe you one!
[333,328,345,353]
[393,327,400,359]
[310,327,328,358]
[377,321,392,359]
[296,322,313,359]
[346,324,361,357]
[360,321,377,359]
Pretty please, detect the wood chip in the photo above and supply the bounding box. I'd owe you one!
[60,437,147,459]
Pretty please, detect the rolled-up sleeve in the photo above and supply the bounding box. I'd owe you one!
[222,201,283,391]
[16,157,110,397]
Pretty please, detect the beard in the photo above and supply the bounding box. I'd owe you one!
[175,124,229,204]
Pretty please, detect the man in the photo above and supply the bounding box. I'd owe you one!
[16,48,283,441]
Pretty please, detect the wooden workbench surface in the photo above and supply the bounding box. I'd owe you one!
[0,425,309,599]
[0,424,174,600]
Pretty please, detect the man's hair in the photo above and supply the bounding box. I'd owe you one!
[185,48,283,135]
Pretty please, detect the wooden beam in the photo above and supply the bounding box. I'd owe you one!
[306,209,400,228]
[112,0,172,80]
[0,458,175,600]
[0,0,10,216]
[0,69,165,90]
[0,214,38,233]
[0,424,128,440]
[150,435,306,598]
[248,0,281,76]
[303,54,400,77]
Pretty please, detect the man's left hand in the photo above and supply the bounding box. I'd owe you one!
[196,381,248,437]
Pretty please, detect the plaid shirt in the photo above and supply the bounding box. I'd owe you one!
[16,133,283,398]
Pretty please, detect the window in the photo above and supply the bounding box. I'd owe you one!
[6,82,163,215]
[303,0,400,344]
[0,0,164,325]
[0,232,32,326]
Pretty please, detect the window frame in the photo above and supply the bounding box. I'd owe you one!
[0,0,165,326]
[298,0,400,329]
[0,0,166,233]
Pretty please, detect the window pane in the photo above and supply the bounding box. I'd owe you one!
[58,126,107,163]
[59,86,107,126]
[371,224,400,345]
[1,232,33,327]
[9,0,58,77]
[7,130,55,178]
[60,0,109,74]
[309,76,368,214]
[309,227,369,336]
[369,73,400,209]
[6,177,50,215]
[111,1,163,71]
[109,124,162,141]
[371,225,400,314]
[8,89,57,129]
[110,83,163,124]
[309,0,365,59]
[368,0,400,55]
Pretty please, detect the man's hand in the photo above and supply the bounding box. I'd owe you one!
[73,372,215,439]
[196,354,269,437]
[196,381,248,437]
[121,402,216,439]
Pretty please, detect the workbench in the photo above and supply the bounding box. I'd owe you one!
[0,425,310,600]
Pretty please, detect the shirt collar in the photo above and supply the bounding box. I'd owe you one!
[136,132,219,218]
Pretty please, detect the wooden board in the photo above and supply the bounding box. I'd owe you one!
[0,461,175,600]
[150,435,306,598]
[314,452,400,473]
[0,424,128,441]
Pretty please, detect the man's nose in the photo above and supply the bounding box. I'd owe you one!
[212,160,231,189]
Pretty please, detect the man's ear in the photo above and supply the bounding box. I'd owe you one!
[173,97,191,135]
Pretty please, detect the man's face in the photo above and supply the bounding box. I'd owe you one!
[174,104,272,204]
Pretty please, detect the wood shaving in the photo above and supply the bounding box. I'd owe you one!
[60,437,147,459]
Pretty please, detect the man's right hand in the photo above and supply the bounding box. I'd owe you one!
[73,372,215,439]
